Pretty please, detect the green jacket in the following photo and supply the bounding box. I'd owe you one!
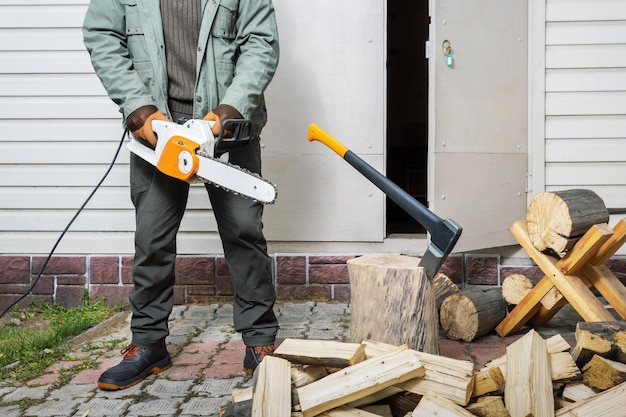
[82,0,279,130]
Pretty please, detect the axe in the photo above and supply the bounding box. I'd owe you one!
[308,123,462,279]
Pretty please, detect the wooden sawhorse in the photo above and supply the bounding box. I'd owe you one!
[495,218,626,337]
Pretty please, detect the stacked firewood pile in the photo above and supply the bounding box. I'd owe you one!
[220,322,626,417]
[221,189,626,416]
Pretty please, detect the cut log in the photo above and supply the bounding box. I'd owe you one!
[296,344,425,417]
[504,329,554,417]
[465,396,510,417]
[581,354,626,390]
[571,321,626,367]
[433,272,460,310]
[501,274,533,306]
[251,355,291,417]
[556,381,626,416]
[472,366,504,397]
[347,254,438,353]
[274,338,366,368]
[363,339,475,406]
[385,392,422,417]
[439,286,507,342]
[526,189,609,253]
[412,391,475,416]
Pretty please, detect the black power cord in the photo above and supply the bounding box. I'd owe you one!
[0,127,129,320]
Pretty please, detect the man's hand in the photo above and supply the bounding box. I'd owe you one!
[203,104,243,137]
[127,105,169,146]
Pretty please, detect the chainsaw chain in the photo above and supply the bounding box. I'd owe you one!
[194,148,278,204]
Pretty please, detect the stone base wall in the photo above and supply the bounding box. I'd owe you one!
[1,254,625,310]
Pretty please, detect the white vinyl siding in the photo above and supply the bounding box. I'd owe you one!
[0,1,226,254]
[543,0,626,211]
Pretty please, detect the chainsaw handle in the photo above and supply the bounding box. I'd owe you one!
[214,119,254,153]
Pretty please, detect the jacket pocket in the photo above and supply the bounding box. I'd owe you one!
[123,0,149,62]
[211,0,238,39]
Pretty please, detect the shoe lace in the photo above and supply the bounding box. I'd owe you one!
[120,344,141,358]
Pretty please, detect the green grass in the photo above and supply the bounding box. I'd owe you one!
[0,292,121,383]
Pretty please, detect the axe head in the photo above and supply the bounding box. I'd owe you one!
[419,219,462,279]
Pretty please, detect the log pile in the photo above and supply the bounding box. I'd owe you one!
[221,327,626,417]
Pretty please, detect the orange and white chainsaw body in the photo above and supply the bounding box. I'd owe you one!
[127,119,277,204]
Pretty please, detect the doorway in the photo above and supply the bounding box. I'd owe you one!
[386,1,430,235]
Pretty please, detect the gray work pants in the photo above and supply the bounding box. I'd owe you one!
[128,130,278,348]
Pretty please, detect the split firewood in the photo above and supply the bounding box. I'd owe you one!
[465,396,510,417]
[232,386,253,403]
[359,404,392,417]
[317,405,382,416]
[581,354,626,390]
[251,355,291,417]
[561,380,597,403]
[555,382,626,416]
[483,334,576,383]
[501,274,533,306]
[274,338,367,368]
[433,272,460,310]
[345,386,403,409]
[347,254,439,353]
[291,365,330,388]
[504,329,554,417]
[384,392,421,417]
[412,391,475,416]
[363,339,475,406]
[472,366,504,397]
[525,189,609,253]
[296,344,425,417]
[439,286,507,342]
[571,321,626,367]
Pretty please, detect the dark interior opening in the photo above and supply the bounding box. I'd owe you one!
[386,1,430,235]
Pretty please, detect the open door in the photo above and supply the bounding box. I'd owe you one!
[428,0,529,252]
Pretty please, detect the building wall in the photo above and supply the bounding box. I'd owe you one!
[542,0,626,211]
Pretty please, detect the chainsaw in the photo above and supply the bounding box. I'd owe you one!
[127,118,277,204]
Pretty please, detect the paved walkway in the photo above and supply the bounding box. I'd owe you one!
[0,302,582,417]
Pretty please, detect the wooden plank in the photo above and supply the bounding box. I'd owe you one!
[546,114,626,139]
[296,345,425,417]
[546,162,626,186]
[0,74,107,96]
[546,138,626,163]
[0,5,87,28]
[0,28,85,51]
[532,219,626,324]
[0,51,95,74]
[504,330,554,417]
[251,355,291,417]
[273,339,366,368]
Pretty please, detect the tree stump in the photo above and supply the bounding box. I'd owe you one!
[440,286,507,342]
[347,254,439,354]
[526,189,609,253]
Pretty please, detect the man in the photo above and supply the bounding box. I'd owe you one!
[82,0,280,390]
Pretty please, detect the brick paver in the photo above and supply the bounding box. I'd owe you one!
[0,302,580,416]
